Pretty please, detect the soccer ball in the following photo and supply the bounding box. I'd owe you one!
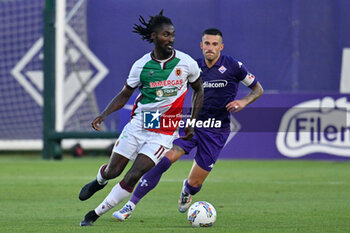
[187,201,217,227]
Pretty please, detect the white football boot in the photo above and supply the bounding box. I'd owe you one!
[178,179,192,213]
[113,201,135,222]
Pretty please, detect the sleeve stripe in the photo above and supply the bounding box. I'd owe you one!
[248,79,258,88]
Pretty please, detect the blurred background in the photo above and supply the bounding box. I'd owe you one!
[0,0,349,160]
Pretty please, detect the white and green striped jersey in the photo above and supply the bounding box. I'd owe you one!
[127,50,200,135]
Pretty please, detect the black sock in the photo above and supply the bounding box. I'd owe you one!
[86,210,99,221]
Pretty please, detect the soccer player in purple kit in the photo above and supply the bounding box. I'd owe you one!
[113,28,264,221]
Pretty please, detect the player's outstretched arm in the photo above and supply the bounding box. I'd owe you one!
[226,81,264,113]
[182,77,204,140]
[92,84,136,131]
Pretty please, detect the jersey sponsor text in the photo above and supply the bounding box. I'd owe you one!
[150,79,183,88]
[203,80,228,88]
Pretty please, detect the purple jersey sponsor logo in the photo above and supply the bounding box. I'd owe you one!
[203,80,228,88]
[276,97,350,158]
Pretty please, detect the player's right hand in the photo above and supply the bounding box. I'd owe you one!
[91,115,105,131]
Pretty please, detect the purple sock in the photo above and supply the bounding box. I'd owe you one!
[184,179,202,195]
[130,157,172,205]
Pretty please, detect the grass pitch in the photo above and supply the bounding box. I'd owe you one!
[0,155,349,233]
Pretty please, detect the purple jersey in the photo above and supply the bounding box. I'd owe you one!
[196,55,257,131]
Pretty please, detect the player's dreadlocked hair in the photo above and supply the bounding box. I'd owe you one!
[133,10,173,43]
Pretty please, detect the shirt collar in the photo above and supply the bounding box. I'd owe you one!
[151,50,175,63]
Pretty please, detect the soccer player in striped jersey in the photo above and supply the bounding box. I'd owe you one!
[79,10,203,226]
[113,28,264,220]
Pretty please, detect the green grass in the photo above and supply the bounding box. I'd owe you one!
[0,155,349,233]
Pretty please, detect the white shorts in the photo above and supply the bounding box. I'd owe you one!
[112,120,176,164]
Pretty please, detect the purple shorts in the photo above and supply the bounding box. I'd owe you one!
[173,128,230,172]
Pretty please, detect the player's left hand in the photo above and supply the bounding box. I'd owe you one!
[181,126,194,141]
[226,99,248,113]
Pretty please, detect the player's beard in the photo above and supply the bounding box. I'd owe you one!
[204,52,217,62]
[154,42,174,60]
[161,43,174,58]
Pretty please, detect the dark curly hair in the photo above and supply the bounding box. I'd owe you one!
[133,10,173,43]
[202,28,223,37]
